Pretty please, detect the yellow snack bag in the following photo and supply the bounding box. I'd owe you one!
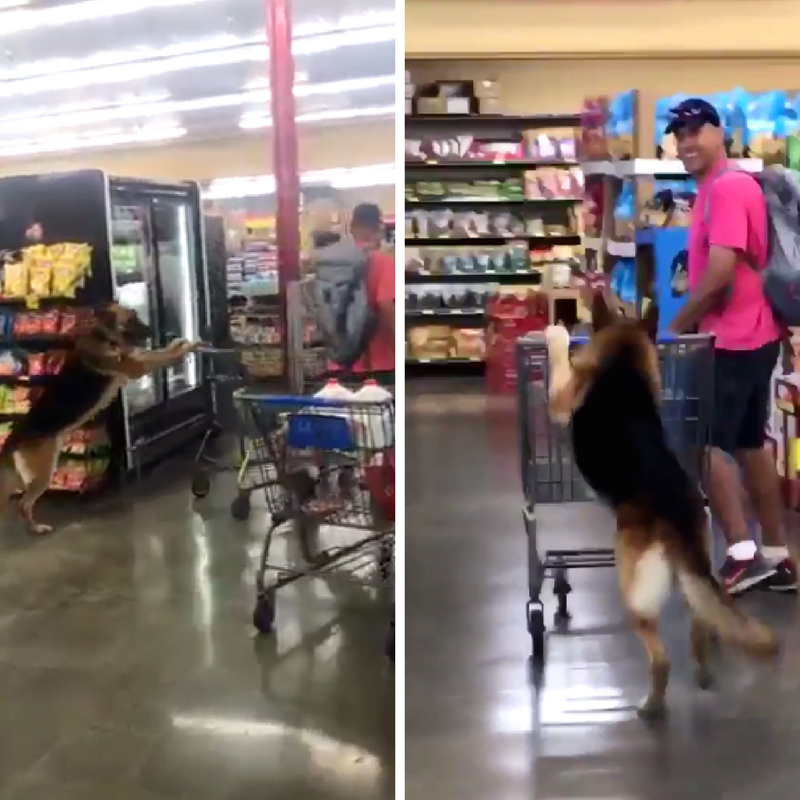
[28,246,53,297]
[52,243,92,297]
[3,254,29,298]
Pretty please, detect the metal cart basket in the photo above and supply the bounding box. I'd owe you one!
[233,391,395,634]
[516,332,714,663]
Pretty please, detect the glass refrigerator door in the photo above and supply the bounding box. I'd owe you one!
[111,201,164,413]
[152,199,200,396]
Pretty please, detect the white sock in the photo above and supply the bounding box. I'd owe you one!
[761,545,790,565]
[727,540,757,561]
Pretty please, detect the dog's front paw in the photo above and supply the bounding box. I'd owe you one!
[694,666,714,690]
[637,695,667,720]
[545,324,570,356]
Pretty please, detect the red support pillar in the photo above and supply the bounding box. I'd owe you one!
[266,0,301,383]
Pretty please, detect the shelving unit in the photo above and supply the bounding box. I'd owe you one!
[405,109,585,373]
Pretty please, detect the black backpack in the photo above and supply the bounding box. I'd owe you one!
[305,238,378,369]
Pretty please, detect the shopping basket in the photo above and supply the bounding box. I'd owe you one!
[516,332,714,663]
[233,391,395,635]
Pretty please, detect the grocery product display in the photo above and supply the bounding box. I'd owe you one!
[405,78,586,380]
[0,170,211,480]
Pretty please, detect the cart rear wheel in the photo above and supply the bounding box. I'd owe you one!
[527,601,546,664]
[553,567,572,621]
[253,593,275,634]
[191,470,211,498]
[231,492,251,521]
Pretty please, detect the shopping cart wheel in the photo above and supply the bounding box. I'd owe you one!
[553,567,572,622]
[253,592,276,635]
[527,601,546,663]
[191,470,211,499]
[230,491,251,521]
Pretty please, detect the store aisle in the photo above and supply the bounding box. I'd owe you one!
[0,468,393,800]
[406,385,800,800]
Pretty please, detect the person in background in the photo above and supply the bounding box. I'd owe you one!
[667,97,796,595]
[342,202,395,380]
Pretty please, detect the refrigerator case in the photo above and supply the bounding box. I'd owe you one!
[108,177,210,471]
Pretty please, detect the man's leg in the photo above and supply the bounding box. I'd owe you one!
[737,341,796,592]
[707,349,775,594]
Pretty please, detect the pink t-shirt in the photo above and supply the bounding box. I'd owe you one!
[687,161,780,351]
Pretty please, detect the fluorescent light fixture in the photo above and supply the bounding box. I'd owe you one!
[0,15,394,98]
[239,104,395,131]
[204,164,396,200]
[0,1,29,10]
[0,126,186,158]
[0,76,394,137]
[0,0,218,34]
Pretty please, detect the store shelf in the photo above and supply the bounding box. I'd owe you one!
[581,158,763,178]
[407,198,580,210]
[406,356,485,365]
[406,235,581,247]
[405,271,544,285]
[405,113,581,139]
[405,159,578,171]
[406,308,486,318]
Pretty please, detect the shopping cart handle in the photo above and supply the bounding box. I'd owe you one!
[235,392,364,408]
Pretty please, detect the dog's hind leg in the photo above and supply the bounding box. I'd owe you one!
[690,617,715,689]
[616,529,672,719]
[15,439,59,535]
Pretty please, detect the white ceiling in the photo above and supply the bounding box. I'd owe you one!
[0,0,396,158]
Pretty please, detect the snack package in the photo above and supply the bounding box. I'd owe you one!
[408,325,452,361]
[2,255,29,299]
[26,245,53,297]
[745,91,789,165]
[52,242,92,297]
[608,90,635,159]
[611,258,637,305]
[451,328,485,360]
[714,88,748,157]
[614,183,635,240]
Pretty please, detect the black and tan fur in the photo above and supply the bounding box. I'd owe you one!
[546,291,779,719]
[0,302,196,535]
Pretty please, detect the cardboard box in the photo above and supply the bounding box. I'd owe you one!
[474,79,500,99]
[417,97,447,115]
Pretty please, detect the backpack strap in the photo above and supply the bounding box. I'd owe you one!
[702,165,759,270]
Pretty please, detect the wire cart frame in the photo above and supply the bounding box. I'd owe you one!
[233,391,395,635]
[516,332,714,663]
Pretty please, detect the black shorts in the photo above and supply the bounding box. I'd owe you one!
[711,340,779,454]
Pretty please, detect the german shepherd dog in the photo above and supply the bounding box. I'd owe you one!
[546,292,779,719]
[0,302,197,535]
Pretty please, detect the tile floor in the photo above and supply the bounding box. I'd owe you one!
[0,463,394,799]
[406,383,800,800]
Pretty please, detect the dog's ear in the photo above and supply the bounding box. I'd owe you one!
[640,303,660,342]
[590,290,615,332]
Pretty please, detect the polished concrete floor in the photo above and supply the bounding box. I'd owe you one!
[406,382,800,800]
[0,463,394,798]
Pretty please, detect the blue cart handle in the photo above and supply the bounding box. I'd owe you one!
[235,393,375,409]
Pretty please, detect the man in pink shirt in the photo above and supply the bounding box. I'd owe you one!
[668,98,795,594]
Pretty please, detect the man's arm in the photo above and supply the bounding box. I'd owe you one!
[372,251,395,350]
[670,246,737,333]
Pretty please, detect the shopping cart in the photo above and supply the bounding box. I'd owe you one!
[516,332,714,663]
[190,344,326,507]
[233,391,395,634]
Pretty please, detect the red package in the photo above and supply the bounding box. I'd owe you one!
[364,451,395,522]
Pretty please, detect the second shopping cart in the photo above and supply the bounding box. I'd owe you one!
[516,332,714,663]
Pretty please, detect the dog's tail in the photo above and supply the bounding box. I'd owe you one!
[677,563,779,659]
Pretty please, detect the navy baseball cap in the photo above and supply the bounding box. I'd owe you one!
[665,98,722,135]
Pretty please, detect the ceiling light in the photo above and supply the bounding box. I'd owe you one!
[0,1,29,10]
[0,13,394,98]
[0,0,218,34]
[0,75,394,136]
[204,164,396,200]
[239,104,396,131]
[0,126,186,158]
